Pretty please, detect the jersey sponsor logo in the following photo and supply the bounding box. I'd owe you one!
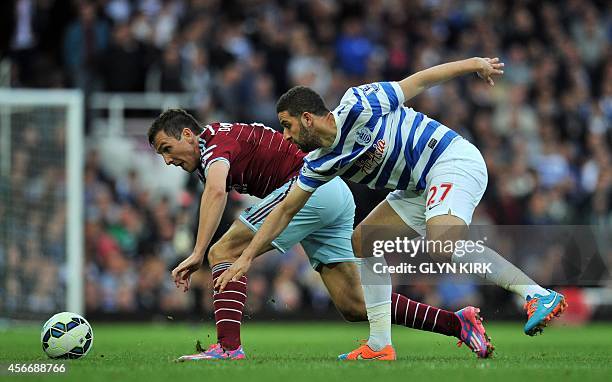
[355,126,373,146]
[356,139,386,174]
[428,138,438,149]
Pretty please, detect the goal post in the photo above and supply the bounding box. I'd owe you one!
[0,89,84,317]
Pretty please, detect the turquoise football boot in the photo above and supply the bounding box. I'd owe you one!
[524,289,568,336]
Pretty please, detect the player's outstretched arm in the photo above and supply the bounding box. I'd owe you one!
[215,184,312,291]
[398,57,504,101]
[171,162,229,292]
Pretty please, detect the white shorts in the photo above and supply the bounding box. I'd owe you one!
[386,138,488,235]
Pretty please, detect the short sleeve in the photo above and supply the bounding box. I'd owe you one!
[296,162,337,192]
[353,81,405,118]
[200,135,239,178]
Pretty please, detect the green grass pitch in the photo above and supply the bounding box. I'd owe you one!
[1,322,611,382]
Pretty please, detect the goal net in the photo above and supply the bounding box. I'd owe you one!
[0,89,84,320]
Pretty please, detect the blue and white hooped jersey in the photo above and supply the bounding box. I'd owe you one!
[297,81,460,193]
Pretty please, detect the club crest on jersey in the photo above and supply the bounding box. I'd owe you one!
[355,126,373,146]
[359,83,380,96]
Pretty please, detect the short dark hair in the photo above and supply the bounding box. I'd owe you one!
[147,109,203,146]
[276,86,329,117]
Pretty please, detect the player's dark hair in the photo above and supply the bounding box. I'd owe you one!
[276,86,329,117]
[147,109,203,146]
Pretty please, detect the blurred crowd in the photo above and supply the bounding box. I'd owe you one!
[1,0,611,320]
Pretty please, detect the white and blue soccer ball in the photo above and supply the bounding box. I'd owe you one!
[41,312,94,359]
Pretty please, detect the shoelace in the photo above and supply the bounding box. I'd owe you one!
[524,299,538,317]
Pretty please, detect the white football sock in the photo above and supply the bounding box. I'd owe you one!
[363,299,391,351]
[451,245,549,300]
[360,258,392,351]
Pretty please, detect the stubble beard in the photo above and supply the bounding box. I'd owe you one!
[296,122,323,153]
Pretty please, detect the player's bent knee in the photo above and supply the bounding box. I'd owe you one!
[207,244,220,266]
[208,242,240,266]
[429,251,453,263]
[351,228,364,258]
[426,214,468,262]
[426,235,464,262]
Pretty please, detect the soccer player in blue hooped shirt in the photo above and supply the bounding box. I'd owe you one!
[216,57,568,360]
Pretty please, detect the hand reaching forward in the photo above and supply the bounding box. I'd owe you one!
[475,57,504,86]
[171,252,204,292]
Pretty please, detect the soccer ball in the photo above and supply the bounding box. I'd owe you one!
[41,312,94,359]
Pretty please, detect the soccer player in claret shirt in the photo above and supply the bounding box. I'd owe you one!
[216,57,567,360]
[148,109,493,360]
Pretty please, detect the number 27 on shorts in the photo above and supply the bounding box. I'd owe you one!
[426,183,453,209]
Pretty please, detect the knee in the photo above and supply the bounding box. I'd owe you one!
[207,244,220,266]
[429,250,452,263]
[207,242,239,266]
[427,241,454,262]
[426,237,457,262]
[351,228,364,258]
[426,218,468,262]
